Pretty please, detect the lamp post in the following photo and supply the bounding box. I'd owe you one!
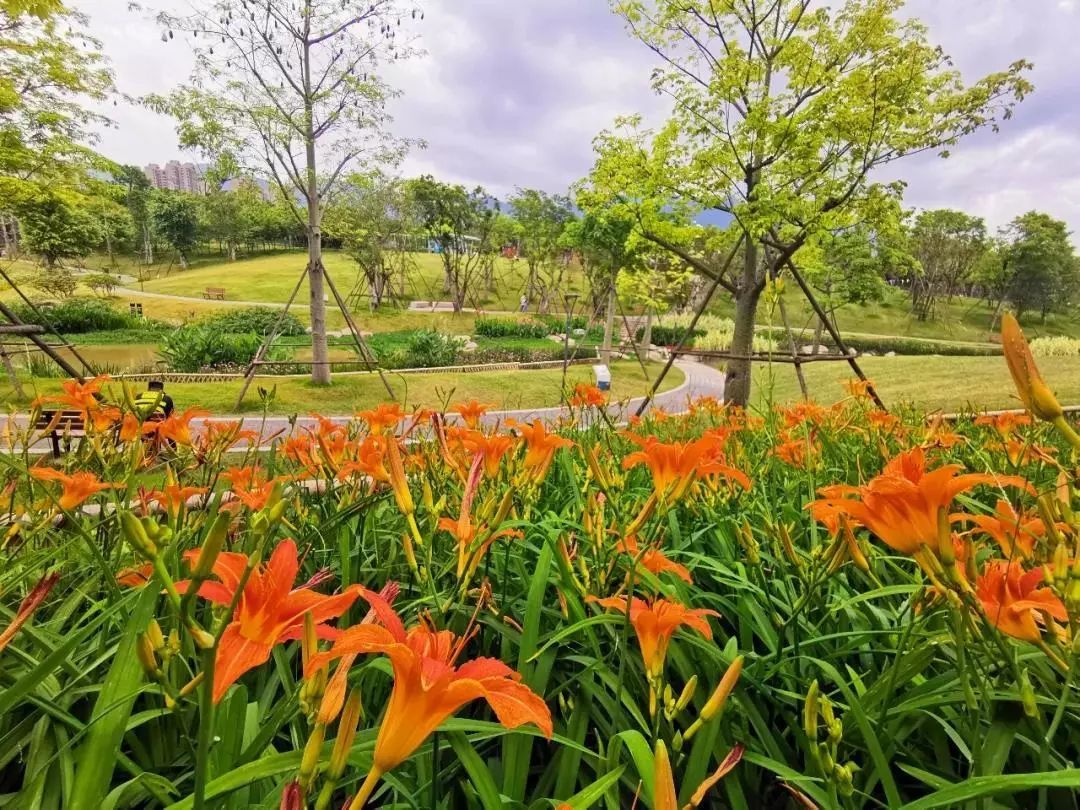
[561,292,580,401]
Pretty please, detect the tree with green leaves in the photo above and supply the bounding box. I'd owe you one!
[987,211,1077,324]
[582,0,1032,406]
[150,0,420,385]
[15,187,100,268]
[406,175,498,313]
[323,171,417,309]
[907,209,987,320]
[150,191,200,269]
[508,188,575,313]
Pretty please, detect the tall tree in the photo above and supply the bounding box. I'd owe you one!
[150,191,200,269]
[323,171,417,308]
[508,188,575,313]
[582,0,1031,406]
[406,175,497,313]
[907,208,987,320]
[991,211,1077,324]
[15,186,100,268]
[151,0,420,384]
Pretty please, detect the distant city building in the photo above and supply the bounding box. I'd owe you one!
[143,161,207,194]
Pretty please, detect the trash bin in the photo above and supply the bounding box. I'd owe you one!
[593,364,611,391]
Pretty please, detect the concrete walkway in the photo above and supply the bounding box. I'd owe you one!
[10,360,725,452]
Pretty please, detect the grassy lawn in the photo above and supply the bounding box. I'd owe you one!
[136,250,590,314]
[751,354,1080,413]
[5,360,682,415]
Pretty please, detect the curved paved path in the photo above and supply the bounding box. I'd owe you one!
[9,360,725,453]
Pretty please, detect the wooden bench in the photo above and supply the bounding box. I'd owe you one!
[34,409,87,458]
[203,287,226,300]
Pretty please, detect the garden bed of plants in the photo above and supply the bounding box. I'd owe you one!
[2,315,1079,808]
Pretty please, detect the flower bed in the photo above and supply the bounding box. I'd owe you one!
[2,315,1080,807]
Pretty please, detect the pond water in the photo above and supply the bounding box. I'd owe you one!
[10,343,163,374]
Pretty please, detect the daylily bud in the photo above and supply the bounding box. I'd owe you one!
[701,655,743,722]
[299,723,326,787]
[135,632,159,677]
[803,680,820,744]
[120,512,157,557]
[671,730,684,753]
[280,780,303,810]
[329,689,363,779]
[1019,668,1038,718]
[1002,312,1063,423]
[146,619,165,651]
[190,626,215,649]
[191,512,230,580]
[676,675,698,712]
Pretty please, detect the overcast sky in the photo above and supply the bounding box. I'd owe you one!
[82,1,1080,235]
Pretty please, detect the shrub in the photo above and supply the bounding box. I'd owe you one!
[818,333,1000,357]
[199,307,307,337]
[473,316,551,339]
[83,272,119,297]
[24,268,78,299]
[158,325,266,372]
[638,325,706,345]
[537,313,588,333]
[402,329,461,368]
[12,297,136,333]
[1029,336,1080,357]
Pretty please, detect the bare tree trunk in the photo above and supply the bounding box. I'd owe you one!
[0,345,24,400]
[641,307,653,361]
[143,224,154,265]
[303,34,330,385]
[601,284,616,365]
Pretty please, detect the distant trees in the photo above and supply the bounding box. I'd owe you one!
[323,172,417,309]
[908,209,987,319]
[982,212,1078,325]
[509,188,575,313]
[149,192,199,269]
[407,176,499,313]
[16,188,101,268]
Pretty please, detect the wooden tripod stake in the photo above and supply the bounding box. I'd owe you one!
[234,266,395,411]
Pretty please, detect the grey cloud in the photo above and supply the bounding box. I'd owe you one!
[79,0,1080,235]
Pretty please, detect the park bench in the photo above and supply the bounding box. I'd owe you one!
[203,287,226,300]
[407,300,456,312]
[34,409,87,458]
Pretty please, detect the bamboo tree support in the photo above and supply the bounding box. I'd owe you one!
[0,299,88,381]
[233,270,307,411]
[322,268,396,399]
[0,342,25,400]
[634,234,745,417]
[783,256,887,411]
[0,266,97,378]
[616,295,650,382]
[776,292,809,399]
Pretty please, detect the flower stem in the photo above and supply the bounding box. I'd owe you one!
[192,646,216,810]
[348,767,383,810]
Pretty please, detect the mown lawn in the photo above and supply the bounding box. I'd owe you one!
[752,354,1080,412]
[136,250,590,314]
[5,360,682,415]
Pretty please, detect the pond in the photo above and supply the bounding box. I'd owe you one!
[10,343,163,374]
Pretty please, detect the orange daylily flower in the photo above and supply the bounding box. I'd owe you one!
[29,467,117,510]
[32,374,109,413]
[144,482,209,517]
[590,595,716,679]
[117,562,155,588]
[177,538,363,702]
[569,383,607,408]
[843,378,875,400]
[1001,312,1063,422]
[867,410,900,434]
[961,499,1051,559]
[458,430,517,478]
[688,395,725,417]
[622,435,719,501]
[976,560,1067,643]
[653,738,744,810]
[198,419,260,451]
[997,438,1058,467]
[809,448,1028,557]
[513,420,574,483]
[337,435,391,485]
[0,572,59,654]
[145,408,210,447]
[975,411,1032,439]
[772,437,811,468]
[305,591,552,808]
[356,403,404,434]
[450,400,495,429]
[781,401,831,429]
[119,412,141,442]
[617,536,693,584]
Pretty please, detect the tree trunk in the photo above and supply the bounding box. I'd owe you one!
[724,237,762,408]
[143,224,153,265]
[641,307,653,361]
[302,32,330,386]
[601,284,616,365]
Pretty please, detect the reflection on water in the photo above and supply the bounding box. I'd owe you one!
[10,343,163,373]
